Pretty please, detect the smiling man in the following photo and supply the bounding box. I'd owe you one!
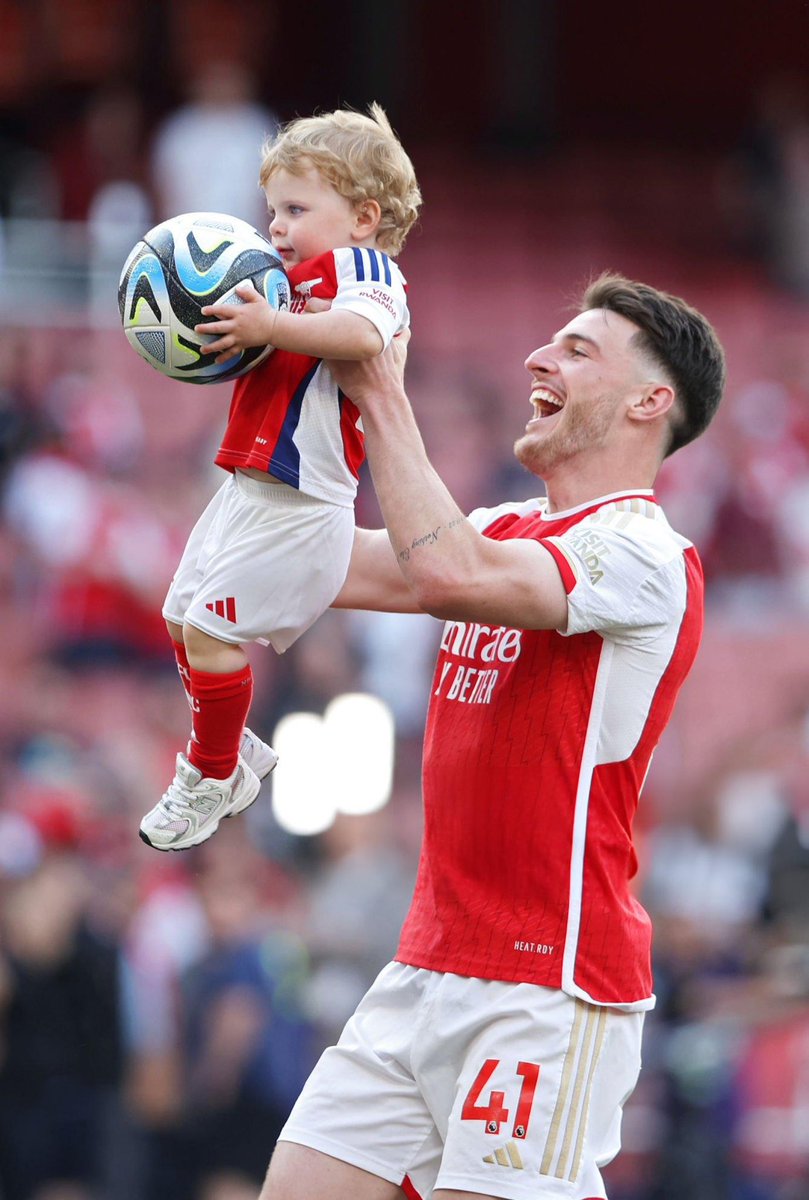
[261,274,726,1200]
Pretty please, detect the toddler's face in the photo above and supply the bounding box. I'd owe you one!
[264,164,360,267]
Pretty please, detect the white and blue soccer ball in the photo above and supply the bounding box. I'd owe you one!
[118,211,289,384]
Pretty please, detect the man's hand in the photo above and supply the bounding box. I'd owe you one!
[196,281,278,363]
[327,328,410,409]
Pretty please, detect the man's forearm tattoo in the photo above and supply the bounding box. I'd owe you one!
[397,516,466,563]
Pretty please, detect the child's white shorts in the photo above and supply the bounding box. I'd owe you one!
[278,962,644,1200]
[163,470,355,652]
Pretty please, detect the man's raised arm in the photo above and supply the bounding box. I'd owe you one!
[332,527,424,614]
[328,339,568,632]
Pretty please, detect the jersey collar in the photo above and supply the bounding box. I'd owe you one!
[537,489,657,522]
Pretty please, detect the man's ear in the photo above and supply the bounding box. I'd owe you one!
[628,383,676,425]
[352,198,382,241]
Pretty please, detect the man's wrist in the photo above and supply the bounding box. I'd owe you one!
[357,384,410,422]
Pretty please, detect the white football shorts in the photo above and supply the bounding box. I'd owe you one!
[163,470,355,652]
[278,962,644,1200]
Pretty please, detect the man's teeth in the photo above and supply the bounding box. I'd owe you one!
[531,388,563,415]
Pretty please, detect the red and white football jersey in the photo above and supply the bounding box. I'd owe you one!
[396,490,704,1010]
[215,247,408,505]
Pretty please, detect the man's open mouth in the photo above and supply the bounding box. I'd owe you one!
[530,388,564,419]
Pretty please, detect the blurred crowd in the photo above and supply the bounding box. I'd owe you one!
[2,28,809,1200]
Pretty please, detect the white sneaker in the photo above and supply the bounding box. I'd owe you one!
[139,752,261,852]
[239,727,279,781]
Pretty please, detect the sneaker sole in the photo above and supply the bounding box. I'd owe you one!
[139,824,222,852]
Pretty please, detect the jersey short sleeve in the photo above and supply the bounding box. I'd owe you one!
[328,247,409,348]
[543,509,691,641]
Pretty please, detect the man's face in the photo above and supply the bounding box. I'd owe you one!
[514,308,650,480]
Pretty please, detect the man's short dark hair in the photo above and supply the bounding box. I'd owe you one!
[580,273,726,456]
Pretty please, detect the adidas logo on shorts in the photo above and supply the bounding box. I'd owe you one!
[205,597,237,623]
[483,1140,524,1170]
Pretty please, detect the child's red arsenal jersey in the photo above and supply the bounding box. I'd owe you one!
[216,247,408,505]
[396,491,704,1010]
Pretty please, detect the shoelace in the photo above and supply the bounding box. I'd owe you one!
[160,779,214,818]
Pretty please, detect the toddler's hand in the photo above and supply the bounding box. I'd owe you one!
[196,281,277,364]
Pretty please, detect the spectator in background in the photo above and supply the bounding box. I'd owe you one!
[302,810,417,1046]
[177,837,314,1200]
[0,839,124,1200]
[4,435,176,667]
[0,329,43,484]
[150,61,278,230]
[720,73,809,296]
[50,85,150,225]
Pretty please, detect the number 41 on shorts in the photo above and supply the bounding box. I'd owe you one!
[461,1060,541,1138]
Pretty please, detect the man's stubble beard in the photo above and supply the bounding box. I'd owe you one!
[513,394,617,478]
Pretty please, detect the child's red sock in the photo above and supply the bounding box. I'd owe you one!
[186,664,253,780]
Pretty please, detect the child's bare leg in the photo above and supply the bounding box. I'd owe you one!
[182,623,248,674]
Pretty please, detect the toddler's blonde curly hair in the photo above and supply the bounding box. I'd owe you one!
[259,103,421,256]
